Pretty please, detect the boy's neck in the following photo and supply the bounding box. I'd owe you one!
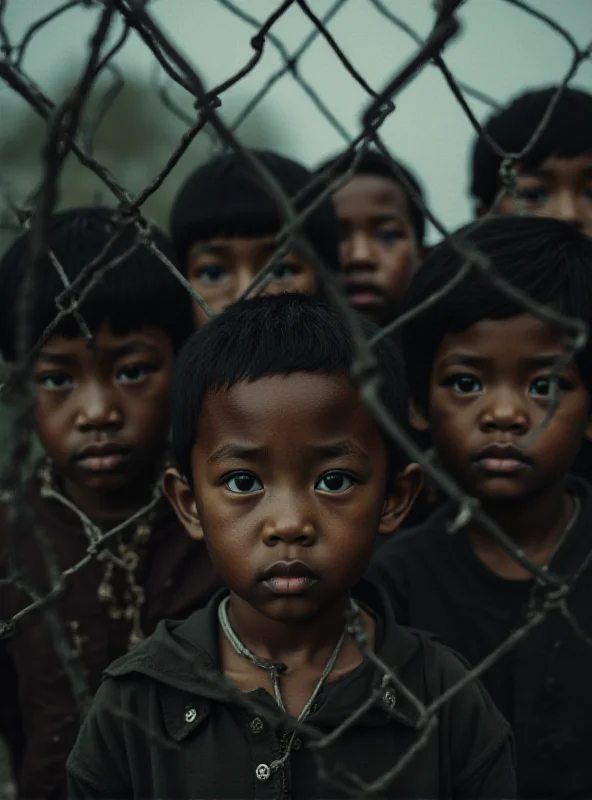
[57,473,159,525]
[225,592,360,669]
[467,483,575,578]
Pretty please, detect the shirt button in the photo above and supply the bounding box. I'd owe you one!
[292,737,302,750]
[185,708,197,723]
[383,689,396,708]
[256,763,271,781]
[250,717,264,734]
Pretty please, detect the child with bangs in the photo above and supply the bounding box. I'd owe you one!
[0,208,220,800]
[170,149,341,326]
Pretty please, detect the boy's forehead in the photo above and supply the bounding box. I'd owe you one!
[435,314,571,361]
[334,174,411,219]
[197,373,382,447]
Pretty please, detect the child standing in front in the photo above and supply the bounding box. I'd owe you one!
[0,208,219,800]
[67,293,515,799]
[369,215,592,798]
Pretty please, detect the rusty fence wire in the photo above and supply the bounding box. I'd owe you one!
[0,0,591,796]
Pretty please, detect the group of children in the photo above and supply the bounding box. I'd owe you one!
[0,82,590,798]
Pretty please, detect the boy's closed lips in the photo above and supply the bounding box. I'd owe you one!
[472,443,533,475]
[72,441,134,474]
[259,560,319,596]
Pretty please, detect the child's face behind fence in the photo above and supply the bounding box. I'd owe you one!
[34,322,175,510]
[186,235,318,327]
[333,174,420,327]
[493,153,592,239]
[165,373,420,623]
[416,313,592,504]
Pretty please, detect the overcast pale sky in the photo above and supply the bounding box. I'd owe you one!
[2,0,591,242]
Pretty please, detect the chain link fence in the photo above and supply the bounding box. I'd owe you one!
[0,0,591,796]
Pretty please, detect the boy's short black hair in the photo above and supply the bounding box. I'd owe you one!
[317,148,426,245]
[171,292,411,483]
[169,149,340,273]
[401,215,592,408]
[471,86,592,209]
[0,207,193,361]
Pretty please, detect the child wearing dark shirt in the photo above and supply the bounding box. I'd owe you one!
[368,215,592,798]
[0,208,220,800]
[317,148,426,327]
[67,293,515,799]
[170,149,340,327]
[471,85,592,237]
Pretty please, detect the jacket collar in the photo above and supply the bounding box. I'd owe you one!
[105,581,424,731]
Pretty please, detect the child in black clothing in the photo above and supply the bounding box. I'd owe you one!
[471,85,592,237]
[318,149,426,327]
[368,215,592,799]
[67,293,515,799]
[170,149,341,327]
[0,209,220,800]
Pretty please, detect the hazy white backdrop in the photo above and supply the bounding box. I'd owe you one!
[1,0,591,244]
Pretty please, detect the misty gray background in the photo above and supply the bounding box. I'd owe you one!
[0,1,591,793]
[1,0,591,251]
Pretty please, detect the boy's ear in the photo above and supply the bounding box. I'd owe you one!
[378,463,424,535]
[163,468,204,541]
[409,397,429,432]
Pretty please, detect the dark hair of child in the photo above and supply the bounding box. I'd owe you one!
[317,148,426,246]
[401,214,592,411]
[171,291,411,484]
[170,149,341,273]
[470,85,592,210]
[0,207,193,362]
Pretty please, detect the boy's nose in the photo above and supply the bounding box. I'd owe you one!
[261,496,317,546]
[342,232,377,272]
[75,384,123,431]
[480,391,529,434]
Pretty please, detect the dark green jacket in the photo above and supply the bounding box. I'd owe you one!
[67,583,515,799]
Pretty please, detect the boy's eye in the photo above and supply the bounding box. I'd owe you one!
[375,228,405,244]
[515,185,548,205]
[35,372,73,391]
[529,375,573,398]
[271,262,300,281]
[444,374,482,394]
[193,265,227,285]
[315,471,354,493]
[225,472,263,494]
[116,364,156,384]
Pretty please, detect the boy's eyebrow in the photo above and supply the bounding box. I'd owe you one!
[371,214,406,226]
[37,350,74,365]
[438,354,488,369]
[207,440,369,464]
[207,444,265,464]
[37,341,159,364]
[439,354,572,369]
[106,341,161,359]
[311,441,370,461]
